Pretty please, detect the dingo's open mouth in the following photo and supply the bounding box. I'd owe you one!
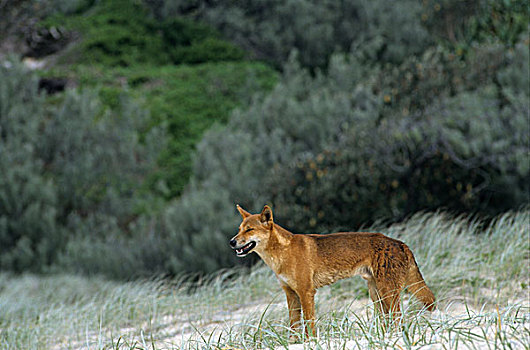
[234,241,256,256]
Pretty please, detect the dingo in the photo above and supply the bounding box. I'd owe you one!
[230,205,435,338]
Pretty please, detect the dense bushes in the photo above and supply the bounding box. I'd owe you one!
[41,0,245,67]
[0,0,527,279]
[155,34,528,273]
[39,0,277,197]
[422,0,528,48]
[271,84,528,232]
[160,18,245,64]
[271,41,529,232]
[0,61,163,273]
[151,0,528,71]
[47,62,277,197]
[157,0,431,70]
[0,65,59,271]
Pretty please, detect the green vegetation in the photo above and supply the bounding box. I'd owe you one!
[43,0,245,67]
[0,211,527,348]
[159,0,432,70]
[0,0,527,279]
[0,61,163,273]
[157,35,528,274]
[1,1,527,347]
[422,0,529,49]
[48,62,277,196]
[38,0,278,196]
[158,0,528,70]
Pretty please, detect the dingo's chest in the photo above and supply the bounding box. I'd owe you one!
[277,273,290,285]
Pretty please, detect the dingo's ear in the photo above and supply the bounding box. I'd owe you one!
[260,205,273,228]
[236,204,251,219]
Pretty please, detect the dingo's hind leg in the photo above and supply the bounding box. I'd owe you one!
[368,279,402,329]
[299,289,316,338]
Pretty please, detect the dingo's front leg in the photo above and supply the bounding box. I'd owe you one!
[282,285,302,341]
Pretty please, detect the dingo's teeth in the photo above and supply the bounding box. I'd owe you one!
[234,241,256,256]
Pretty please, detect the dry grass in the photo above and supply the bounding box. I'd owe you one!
[0,210,528,349]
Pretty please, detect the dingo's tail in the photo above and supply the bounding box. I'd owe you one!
[406,264,435,311]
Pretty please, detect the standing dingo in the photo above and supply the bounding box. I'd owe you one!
[230,205,435,338]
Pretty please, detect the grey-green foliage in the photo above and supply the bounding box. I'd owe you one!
[192,53,372,191]
[42,0,95,15]
[270,41,529,232]
[36,89,163,231]
[47,93,167,276]
[0,59,164,273]
[159,0,431,69]
[285,87,528,232]
[159,35,528,273]
[497,38,530,132]
[48,38,529,278]
[155,54,379,273]
[421,0,529,47]
[0,61,60,271]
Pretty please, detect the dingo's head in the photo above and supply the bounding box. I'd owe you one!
[229,204,274,257]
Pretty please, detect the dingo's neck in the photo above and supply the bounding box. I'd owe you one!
[256,224,293,272]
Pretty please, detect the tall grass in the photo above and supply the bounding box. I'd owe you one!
[0,210,528,349]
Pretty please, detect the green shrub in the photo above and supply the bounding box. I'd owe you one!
[47,62,277,197]
[0,59,165,274]
[44,0,246,67]
[160,18,245,64]
[160,0,431,69]
[38,0,277,197]
[55,219,170,279]
[36,88,164,226]
[39,89,166,276]
[155,0,528,70]
[0,60,61,271]
[421,0,529,48]
[156,34,528,273]
[53,0,168,67]
[269,40,528,232]
[0,155,60,272]
[272,86,528,232]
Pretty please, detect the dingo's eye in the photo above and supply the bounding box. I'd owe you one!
[245,228,254,233]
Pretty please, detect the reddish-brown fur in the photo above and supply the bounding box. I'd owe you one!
[230,205,435,338]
